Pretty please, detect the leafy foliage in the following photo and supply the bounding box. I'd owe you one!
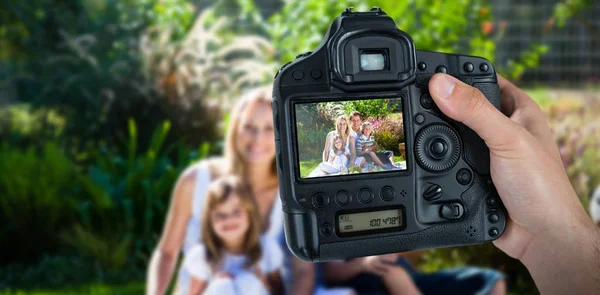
[1,0,227,154]
[369,116,405,155]
[342,99,398,119]
[0,119,207,288]
[0,142,80,264]
[232,0,550,80]
[550,98,600,207]
[66,119,209,270]
[0,255,144,291]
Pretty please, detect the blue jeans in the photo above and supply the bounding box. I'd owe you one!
[337,258,503,295]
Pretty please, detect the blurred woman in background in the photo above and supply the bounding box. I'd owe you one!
[146,87,313,295]
[146,87,353,295]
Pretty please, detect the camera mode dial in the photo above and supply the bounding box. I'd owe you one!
[415,124,461,172]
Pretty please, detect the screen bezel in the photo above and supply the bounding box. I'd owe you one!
[291,94,411,183]
[335,206,407,237]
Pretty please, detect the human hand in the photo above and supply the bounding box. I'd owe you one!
[429,73,599,293]
[361,254,397,276]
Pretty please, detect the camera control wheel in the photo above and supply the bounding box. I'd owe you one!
[415,124,461,172]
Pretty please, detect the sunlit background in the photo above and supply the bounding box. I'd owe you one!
[0,0,598,294]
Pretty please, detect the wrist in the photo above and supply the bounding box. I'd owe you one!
[520,210,600,293]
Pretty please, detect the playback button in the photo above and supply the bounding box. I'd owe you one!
[312,193,329,208]
[358,188,373,204]
[335,191,351,206]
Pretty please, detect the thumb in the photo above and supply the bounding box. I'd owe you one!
[428,73,523,149]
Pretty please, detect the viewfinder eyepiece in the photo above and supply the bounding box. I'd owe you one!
[360,49,388,71]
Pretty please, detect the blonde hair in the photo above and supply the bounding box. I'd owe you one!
[332,134,344,153]
[335,115,351,143]
[224,86,276,179]
[201,175,262,269]
[360,121,373,136]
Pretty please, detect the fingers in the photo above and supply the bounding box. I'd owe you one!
[429,74,525,150]
[379,254,398,265]
[372,259,392,276]
[497,75,563,164]
[492,217,536,261]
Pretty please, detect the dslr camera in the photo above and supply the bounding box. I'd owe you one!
[272,7,507,262]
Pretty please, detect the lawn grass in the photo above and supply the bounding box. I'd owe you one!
[299,158,321,178]
[299,156,405,178]
[0,282,145,295]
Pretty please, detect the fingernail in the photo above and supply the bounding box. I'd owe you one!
[434,74,456,99]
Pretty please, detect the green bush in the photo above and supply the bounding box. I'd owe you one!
[296,122,329,161]
[0,255,145,290]
[419,243,537,294]
[65,119,209,271]
[550,98,600,207]
[1,0,220,153]
[232,0,548,80]
[369,116,404,155]
[0,142,80,264]
[342,99,398,119]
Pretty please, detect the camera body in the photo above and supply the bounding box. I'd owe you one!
[272,7,506,262]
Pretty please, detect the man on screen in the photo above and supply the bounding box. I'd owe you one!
[349,111,362,145]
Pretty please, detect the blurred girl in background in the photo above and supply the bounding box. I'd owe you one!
[147,87,351,295]
[183,175,283,295]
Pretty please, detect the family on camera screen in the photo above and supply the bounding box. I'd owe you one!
[295,98,407,178]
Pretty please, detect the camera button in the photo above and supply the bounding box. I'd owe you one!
[312,193,329,208]
[489,227,499,238]
[456,168,472,185]
[488,213,499,224]
[310,69,322,80]
[415,124,461,172]
[464,62,474,72]
[423,183,442,202]
[414,113,425,125]
[335,191,351,206]
[418,62,427,71]
[420,93,434,109]
[292,70,305,80]
[320,223,333,236]
[380,186,395,202]
[486,195,498,207]
[358,188,373,204]
[436,66,447,73]
[480,63,489,72]
[429,138,448,159]
[439,202,464,220]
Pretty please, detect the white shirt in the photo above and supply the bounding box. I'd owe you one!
[184,237,284,281]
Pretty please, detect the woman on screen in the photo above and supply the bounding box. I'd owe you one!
[322,115,361,167]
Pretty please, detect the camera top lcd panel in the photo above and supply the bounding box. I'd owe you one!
[272,7,507,262]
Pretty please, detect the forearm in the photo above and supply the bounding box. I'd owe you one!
[521,215,600,294]
[146,250,178,295]
[290,259,315,295]
[324,259,365,284]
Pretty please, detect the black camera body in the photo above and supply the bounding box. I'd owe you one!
[272,7,506,262]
